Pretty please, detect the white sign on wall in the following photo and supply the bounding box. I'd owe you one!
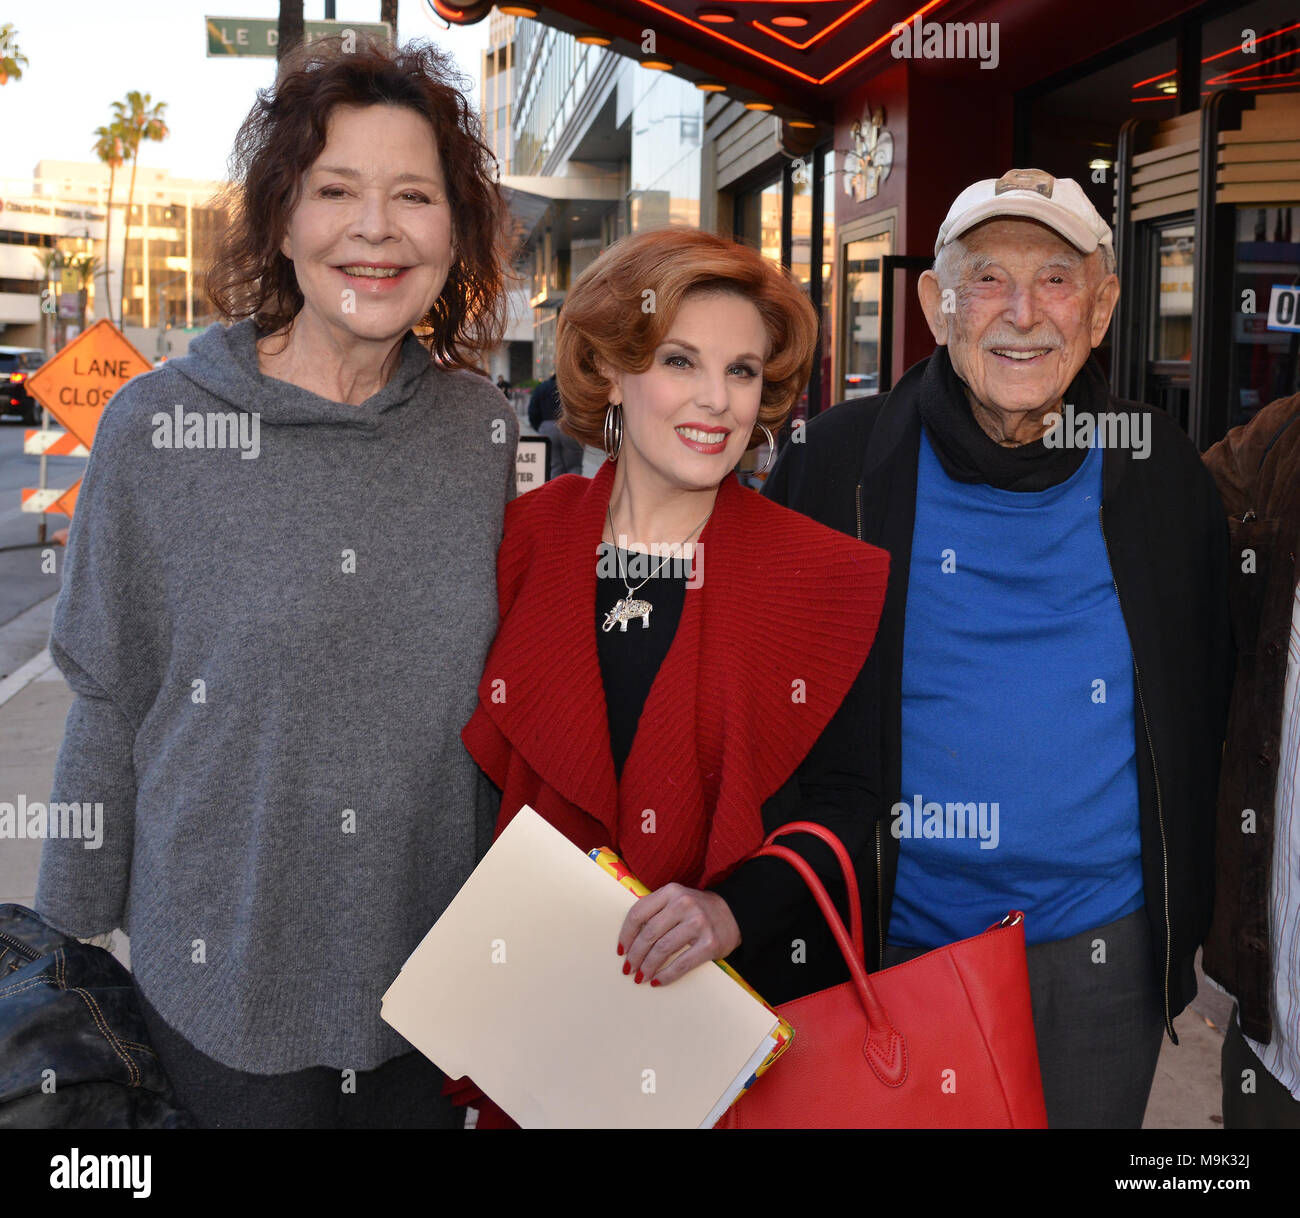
[1266,284,1300,333]
[515,435,551,495]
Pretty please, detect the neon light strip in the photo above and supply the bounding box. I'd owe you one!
[1207,46,1300,85]
[756,0,950,53]
[819,0,947,83]
[753,0,883,51]
[1202,20,1300,65]
[1207,71,1299,84]
[630,0,947,86]
[633,0,820,81]
[1134,21,1300,89]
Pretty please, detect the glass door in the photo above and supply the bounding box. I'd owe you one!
[1146,219,1195,432]
[839,228,892,402]
[1228,204,1300,430]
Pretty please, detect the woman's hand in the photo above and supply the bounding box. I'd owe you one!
[617,884,741,987]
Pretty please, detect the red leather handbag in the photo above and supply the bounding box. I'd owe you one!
[718,822,1048,1128]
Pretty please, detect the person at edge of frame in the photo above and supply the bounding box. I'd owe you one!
[763,168,1233,1129]
[1203,389,1300,1128]
[32,34,518,1129]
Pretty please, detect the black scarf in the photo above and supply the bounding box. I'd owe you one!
[916,345,1112,492]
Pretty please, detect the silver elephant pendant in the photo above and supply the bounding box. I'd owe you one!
[603,597,652,632]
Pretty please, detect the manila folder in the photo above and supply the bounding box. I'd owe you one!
[381,805,780,1128]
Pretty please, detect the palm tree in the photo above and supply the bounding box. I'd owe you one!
[32,248,65,355]
[112,91,169,328]
[379,1,398,40]
[67,253,101,333]
[0,23,28,84]
[92,121,127,324]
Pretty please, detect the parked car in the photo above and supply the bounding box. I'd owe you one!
[843,371,880,400]
[0,347,48,426]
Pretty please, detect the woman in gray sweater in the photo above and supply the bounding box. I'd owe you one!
[34,36,517,1128]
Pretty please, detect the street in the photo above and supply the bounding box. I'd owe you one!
[0,418,72,651]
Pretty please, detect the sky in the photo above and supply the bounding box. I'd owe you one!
[1,0,491,184]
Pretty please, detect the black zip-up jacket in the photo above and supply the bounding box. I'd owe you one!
[763,352,1233,1040]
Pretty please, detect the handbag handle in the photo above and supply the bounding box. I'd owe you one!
[756,822,907,1087]
[761,820,864,958]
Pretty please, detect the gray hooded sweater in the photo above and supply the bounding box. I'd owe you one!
[35,318,516,1073]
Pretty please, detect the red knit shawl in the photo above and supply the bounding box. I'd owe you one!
[461,458,890,890]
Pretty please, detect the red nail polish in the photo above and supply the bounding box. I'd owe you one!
[635,970,644,984]
[622,961,631,975]
[650,979,661,988]
[617,943,624,956]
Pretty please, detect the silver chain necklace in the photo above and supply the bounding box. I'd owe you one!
[601,503,709,633]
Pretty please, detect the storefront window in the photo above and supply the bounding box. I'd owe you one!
[841,229,891,399]
[628,73,702,232]
[1021,36,1177,230]
[820,149,837,413]
[1200,0,1300,95]
[791,164,812,290]
[736,177,782,265]
[1151,222,1194,363]
[1228,203,1300,428]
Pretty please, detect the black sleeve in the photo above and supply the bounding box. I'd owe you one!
[527,385,544,432]
[708,658,875,976]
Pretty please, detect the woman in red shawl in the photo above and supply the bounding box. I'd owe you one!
[454,228,890,1126]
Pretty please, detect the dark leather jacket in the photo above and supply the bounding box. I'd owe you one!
[1202,393,1300,1042]
[0,904,191,1128]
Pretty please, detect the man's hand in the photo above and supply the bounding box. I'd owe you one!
[617,884,741,987]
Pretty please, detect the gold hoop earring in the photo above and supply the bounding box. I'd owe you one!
[604,403,623,462]
[757,423,776,475]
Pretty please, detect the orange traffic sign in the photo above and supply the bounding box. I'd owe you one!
[50,482,81,517]
[25,319,151,451]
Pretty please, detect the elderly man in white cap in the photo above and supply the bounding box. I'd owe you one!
[764,169,1232,1127]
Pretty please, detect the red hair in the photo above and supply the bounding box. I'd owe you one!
[555,228,818,448]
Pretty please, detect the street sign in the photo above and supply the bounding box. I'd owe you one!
[24,319,150,450]
[205,16,392,57]
[22,320,150,520]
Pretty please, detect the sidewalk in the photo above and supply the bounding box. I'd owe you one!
[0,592,1230,1126]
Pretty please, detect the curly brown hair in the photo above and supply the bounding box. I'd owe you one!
[555,228,818,449]
[205,34,516,371]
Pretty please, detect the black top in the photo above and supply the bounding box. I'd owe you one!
[595,542,690,778]
[592,539,873,1006]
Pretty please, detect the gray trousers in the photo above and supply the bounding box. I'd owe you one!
[884,907,1165,1128]
[135,981,462,1129]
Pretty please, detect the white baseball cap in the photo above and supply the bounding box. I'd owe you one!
[934,169,1113,258]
